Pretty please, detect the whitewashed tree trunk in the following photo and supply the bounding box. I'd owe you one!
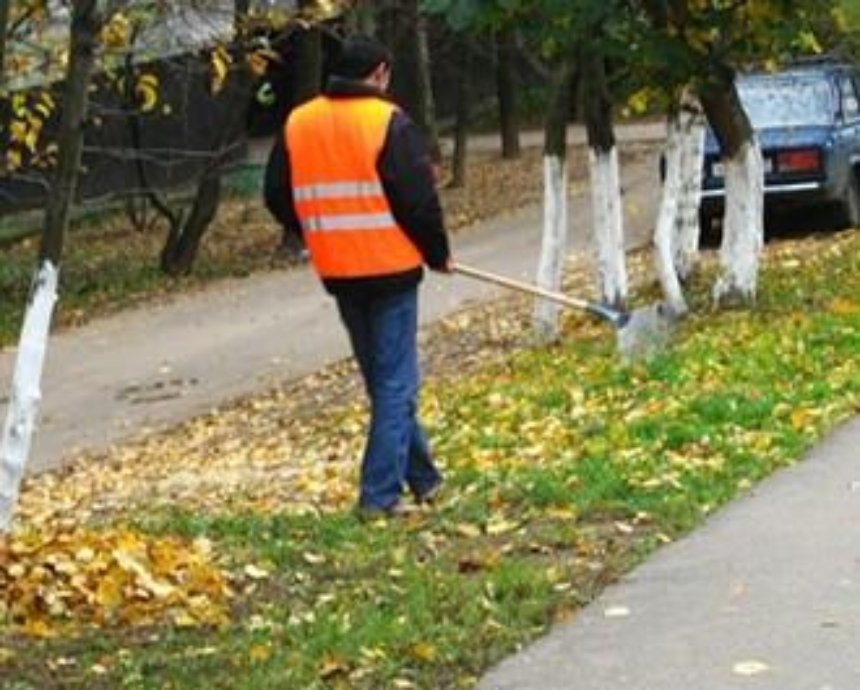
[588,146,627,308]
[533,154,568,340]
[653,103,706,316]
[713,140,764,303]
[674,108,706,282]
[0,262,59,531]
[653,116,688,316]
[0,0,98,532]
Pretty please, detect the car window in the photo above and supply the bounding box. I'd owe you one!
[840,76,860,120]
[737,75,835,128]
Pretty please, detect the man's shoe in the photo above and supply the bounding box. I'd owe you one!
[414,481,442,505]
[355,500,415,522]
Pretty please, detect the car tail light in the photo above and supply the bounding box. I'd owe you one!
[776,148,821,174]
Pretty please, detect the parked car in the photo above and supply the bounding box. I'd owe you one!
[700,59,860,240]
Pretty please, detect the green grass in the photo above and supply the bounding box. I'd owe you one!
[842,0,860,29]
[2,232,858,688]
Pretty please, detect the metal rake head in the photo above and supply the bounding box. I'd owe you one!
[616,303,675,361]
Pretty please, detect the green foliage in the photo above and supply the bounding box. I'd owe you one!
[420,0,486,31]
[634,0,850,97]
[422,0,852,109]
[840,0,860,29]
[834,0,860,55]
[420,0,522,31]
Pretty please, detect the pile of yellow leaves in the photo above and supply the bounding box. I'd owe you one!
[0,527,232,637]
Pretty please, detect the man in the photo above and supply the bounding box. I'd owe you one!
[265,35,451,517]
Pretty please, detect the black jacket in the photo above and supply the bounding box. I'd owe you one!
[264,77,450,297]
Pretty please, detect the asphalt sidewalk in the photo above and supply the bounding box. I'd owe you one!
[479,416,860,690]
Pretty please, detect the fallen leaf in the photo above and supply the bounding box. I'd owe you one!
[95,574,125,612]
[603,605,631,618]
[249,643,272,663]
[829,298,857,315]
[458,550,501,574]
[613,521,634,535]
[546,507,577,520]
[318,655,350,679]
[410,641,438,663]
[243,564,270,580]
[732,659,770,676]
[455,523,481,538]
[21,619,55,638]
[486,517,519,536]
[790,408,814,431]
[185,646,219,658]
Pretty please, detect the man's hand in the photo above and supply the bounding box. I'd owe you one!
[432,257,454,274]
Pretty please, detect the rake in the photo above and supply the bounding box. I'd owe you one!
[452,262,673,360]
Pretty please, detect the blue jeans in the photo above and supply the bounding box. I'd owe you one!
[335,287,441,510]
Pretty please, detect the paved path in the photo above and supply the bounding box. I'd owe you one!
[1,123,664,474]
[479,417,860,690]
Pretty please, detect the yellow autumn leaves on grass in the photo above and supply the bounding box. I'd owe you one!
[1,528,231,637]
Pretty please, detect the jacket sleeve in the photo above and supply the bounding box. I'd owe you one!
[377,111,450,270]
[263,129,304,242]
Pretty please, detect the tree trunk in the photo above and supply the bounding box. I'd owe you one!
[533,59,573,341]
[390,1,440,162]
[413,5,440,162]
[653,96,706,316]
[699,71,763,304]
[653,110,689,316]
[160,175,222,275]
[673,97,705,282]
[292,27,322,107]
[639,0,703,285]
[0,0,7,167]
[1,0,100,532]
[713,140,763,303]
[346,2,376,34]
[496,27,520,159]
[450,34,471,189]
[0,0,10,83]
[158,1,254,275]
[580,47,627,309]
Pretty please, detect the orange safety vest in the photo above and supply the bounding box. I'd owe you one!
[285,96,423,279]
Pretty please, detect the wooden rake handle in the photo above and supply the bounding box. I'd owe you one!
[451,262,626,327]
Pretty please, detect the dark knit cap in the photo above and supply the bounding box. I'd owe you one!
[332,35,391,79]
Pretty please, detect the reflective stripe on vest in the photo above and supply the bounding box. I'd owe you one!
[303,212,397,232]
[285,96,423,279]
[293,181,384,201]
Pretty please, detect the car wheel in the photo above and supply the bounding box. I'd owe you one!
[839,175,860,229]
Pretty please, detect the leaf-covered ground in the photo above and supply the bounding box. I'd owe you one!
[1,229,857,688]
